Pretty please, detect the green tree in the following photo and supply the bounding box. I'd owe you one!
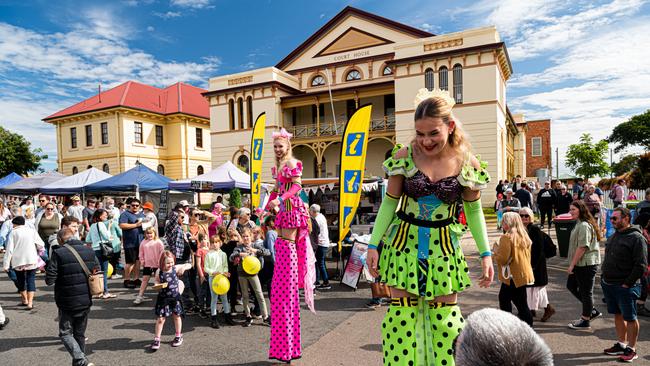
[630,153,650,189]
[566,133,610,179]
[0,126,47,177]
[611,154,639,176]
[228,187,242,208]
[607,110,650,152]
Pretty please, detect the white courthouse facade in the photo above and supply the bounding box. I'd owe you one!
[205,6,522,197]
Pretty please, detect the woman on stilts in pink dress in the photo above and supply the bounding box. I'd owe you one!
[265,128,316,364]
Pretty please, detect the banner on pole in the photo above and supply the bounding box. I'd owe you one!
[338,104,372,251]
[250,112,266,208]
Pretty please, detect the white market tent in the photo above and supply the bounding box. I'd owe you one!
[40,167,112,195]
[168,161,250,191]
[0,171,65,195]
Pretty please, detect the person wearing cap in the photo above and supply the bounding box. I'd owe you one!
[141,202,158,237]
[537,181,557,230]
[502,188,521,213]
[3,216,45,310]
[67,196,85,224]
[178,200,190,224]
[119,198,145,289]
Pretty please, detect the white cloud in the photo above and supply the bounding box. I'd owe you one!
[170,0,213,9]
[154,11,182,19]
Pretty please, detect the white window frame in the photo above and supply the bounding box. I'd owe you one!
[531,137,542,157]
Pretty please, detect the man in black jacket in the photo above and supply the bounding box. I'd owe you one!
[600,207,648,362]
[46,228,99,366]
[537,181,557,230]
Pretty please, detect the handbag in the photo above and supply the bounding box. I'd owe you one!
[94,223,114,258]
[66,245,104,296]
[370,281,391,299]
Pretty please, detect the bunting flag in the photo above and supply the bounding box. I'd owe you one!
[250,112,266,208]
[338,104,372,251]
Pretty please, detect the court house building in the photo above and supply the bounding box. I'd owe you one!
[205,6,524,196]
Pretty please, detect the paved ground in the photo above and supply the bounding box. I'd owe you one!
[1,220,649,365]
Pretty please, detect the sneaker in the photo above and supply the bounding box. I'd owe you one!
[0,317,9,330]
[123,280,136,289]
[541,304,556,322]
[171,335,183,347]
[150,338,160,351]
[133,296,143,305]
[263,316,271,326]
[318,282,332,290]
[590,308,602,321]
[604,342,626,355]
[111,274,123,279]
[618,347,638,363]
[568,318,591,330]
[243,317,253,327]
[366,300,381,309]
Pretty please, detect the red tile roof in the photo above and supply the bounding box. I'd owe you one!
[43,81,209,121]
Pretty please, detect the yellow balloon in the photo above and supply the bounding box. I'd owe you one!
[242,256,261,275]
[107,263,114,278]
[211,274,230,295]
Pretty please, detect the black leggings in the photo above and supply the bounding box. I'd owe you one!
[567,265,598,318]
[499,281,533,326]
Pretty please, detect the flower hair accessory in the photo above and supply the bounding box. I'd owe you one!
[414,88,455,109]
[272,128,293,140]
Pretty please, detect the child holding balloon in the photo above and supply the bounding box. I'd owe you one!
[204,235,234,327]
[134,227,165,305]
[151,251,192,350]
[230,227,270,327]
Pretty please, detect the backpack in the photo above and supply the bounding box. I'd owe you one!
[608,186,617,199]
[542,231,556,258]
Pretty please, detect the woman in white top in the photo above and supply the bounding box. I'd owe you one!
[3,216,44,309]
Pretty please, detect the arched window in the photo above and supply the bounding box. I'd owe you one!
[246,96,253,127]
[87,165,93,170]
[102,163,110,173]
[72,166,78,174]
[237,98,244,129]
[228,99,235,130]
[237,155,249,173]
[157,164,165,175]
[345,69,361,81]
[424,68,434,91]
[438,66,448,91]
[197,165,204,175]
[453,63,463,104]
[311,75,325,86]
[382,65,393,76]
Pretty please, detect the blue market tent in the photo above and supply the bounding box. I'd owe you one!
[40,167,112,195]
[85,164,171,194]
[0,171,65,194]
[0,172,23,188]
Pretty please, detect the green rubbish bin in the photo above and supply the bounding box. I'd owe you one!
[554,216,576,258]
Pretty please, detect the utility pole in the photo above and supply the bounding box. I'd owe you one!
[610,149,613,178]
[555,147,559,180]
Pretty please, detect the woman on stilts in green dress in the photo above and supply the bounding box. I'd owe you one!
[366,88,494,366]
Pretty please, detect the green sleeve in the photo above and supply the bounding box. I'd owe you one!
[463,198,491,257]
[368,192,400,249]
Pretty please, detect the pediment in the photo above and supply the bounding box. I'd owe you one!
[314,27,392,57]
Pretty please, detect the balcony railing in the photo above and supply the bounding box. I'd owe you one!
[289,115,396,139]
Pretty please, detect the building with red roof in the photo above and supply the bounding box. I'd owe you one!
[43,80,211,179]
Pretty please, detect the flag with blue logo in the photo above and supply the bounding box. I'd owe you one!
[250,112,266,208]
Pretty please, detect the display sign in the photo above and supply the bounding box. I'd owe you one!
[190,181,213,191]
[338,104,372,251]
[341,241,368,289]
[158,189,168,222]
[250,112,266,208]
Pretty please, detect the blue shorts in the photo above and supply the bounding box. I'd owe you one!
[601,279,640,321]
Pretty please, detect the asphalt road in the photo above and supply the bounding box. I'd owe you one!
[1,221,649,365]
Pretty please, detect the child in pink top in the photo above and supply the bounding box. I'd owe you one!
[134,227,165,305]
[195,233,210,316]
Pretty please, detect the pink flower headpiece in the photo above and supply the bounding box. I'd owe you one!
[272,128,293,140]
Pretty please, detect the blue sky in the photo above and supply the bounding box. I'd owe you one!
[1,0,649,176]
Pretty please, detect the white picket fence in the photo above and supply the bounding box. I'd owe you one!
[601,188,645,208]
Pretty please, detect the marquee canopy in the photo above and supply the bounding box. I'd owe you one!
[0,171,65,194]
[40,168,112,195]
[168,161,250,191]
[0,172,23,189]
[85,164,171,193]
